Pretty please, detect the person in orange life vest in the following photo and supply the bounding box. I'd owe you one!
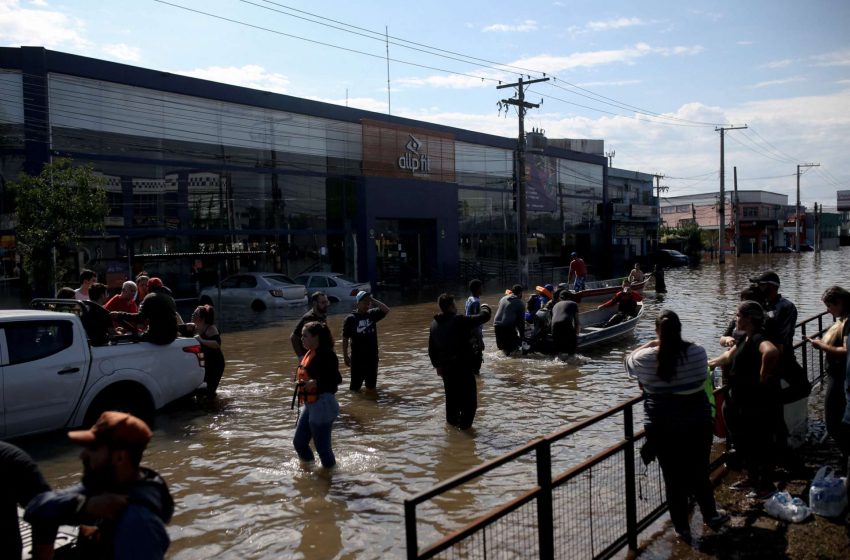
[293,321,342,468]
[597,280,642,327]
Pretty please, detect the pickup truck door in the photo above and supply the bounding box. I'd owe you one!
[0,318,89,437]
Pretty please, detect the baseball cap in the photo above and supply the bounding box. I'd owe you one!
[68,411,152,452]
[147,277,164,289]
[570,252,577,257]
[749,271,780,286]
[355,290,371,302]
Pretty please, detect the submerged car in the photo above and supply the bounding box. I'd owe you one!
[199,272,308,311]
[293,272,372,303]
[653,249,690,267]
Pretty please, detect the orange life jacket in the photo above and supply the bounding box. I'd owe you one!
[297,349,318,404]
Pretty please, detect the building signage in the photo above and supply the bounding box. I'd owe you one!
[838,190,850,212]
[361,119,455,182]
[398,135,431,174]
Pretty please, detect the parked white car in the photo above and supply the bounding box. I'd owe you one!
[0,309,205,439]
[199,272,308,311]
[293,272,372,303]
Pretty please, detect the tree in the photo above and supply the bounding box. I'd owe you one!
[12,158,108,296]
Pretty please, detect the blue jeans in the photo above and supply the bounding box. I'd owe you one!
[574,276,586,291]
[293,393,339,467]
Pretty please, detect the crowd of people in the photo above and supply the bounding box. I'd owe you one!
[627,270,850,540]
[6,262,849,556]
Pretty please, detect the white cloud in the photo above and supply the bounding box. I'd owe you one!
[810,49,850,67]
[482,20,538,33]
[587,17,645,31]
[761,58,793,69]
[0,0,91,49]
[837,79,850,85]
[736,40,754,46]
[102,43,141,62]
[28,0,48,6]
[748,76,805,89]
[176,65,290,94]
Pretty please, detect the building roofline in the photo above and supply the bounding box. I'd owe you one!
[0,46,605,166]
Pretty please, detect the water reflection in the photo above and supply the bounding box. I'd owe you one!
[15,250,849,558]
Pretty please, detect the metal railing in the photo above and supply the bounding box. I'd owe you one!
[404,310,834,560]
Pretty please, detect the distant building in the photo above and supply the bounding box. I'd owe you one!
[660,190,793,253]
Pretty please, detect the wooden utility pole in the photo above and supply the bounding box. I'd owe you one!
[715,125,747,264]
[498,76,549,288]
[795,163,819,252]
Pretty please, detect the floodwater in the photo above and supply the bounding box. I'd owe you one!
[17,249,849,559]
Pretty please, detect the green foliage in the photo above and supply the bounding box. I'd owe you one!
[12,158,108,291]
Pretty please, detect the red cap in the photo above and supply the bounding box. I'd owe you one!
[68,411,152,451]
[147,277,163,289]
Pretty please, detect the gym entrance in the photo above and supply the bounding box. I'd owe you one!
[374,218,436,289]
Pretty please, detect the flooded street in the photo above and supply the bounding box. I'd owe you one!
[18,249,849,559]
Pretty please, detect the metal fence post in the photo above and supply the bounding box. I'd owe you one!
[801,323,807,373]
[623,405,638,552]
[404,500,418,560]
[536,440,554,560]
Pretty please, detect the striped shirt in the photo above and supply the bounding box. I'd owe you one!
[625,343,708,395]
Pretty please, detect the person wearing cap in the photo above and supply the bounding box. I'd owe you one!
[709,301,781,497]
[493,285,526,356]
[110,277,179,345]
[429,293,492,429]
[750,271,797,353]
[597,279,643,327]
[105,281,139,314]
[290,291,330,359]
[567,252,587,292]
[342,291,390,391]
[1,441,55,560]
[24,411,174,559]
[465,279,486,375]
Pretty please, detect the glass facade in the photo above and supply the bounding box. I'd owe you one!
[0,50,612,294]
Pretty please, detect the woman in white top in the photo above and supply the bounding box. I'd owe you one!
[625,309,727,540]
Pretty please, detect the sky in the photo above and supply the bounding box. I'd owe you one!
[1,0,849,208]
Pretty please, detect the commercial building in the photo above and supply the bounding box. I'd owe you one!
[0,47,646,293]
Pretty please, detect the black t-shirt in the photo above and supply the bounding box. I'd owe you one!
[551,300,578,326]
[0,442,51,558]
[292,310,326,356]
[80,301,112,346]
[342,308,387,363]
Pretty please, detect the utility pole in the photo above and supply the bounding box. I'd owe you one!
[715,125,747,264]
[605,150,615,168]
[733,166,740,257]
[795,162,819,252]
[498,75,549,288]
[651,174,667,253]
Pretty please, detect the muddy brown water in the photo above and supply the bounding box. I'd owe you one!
[16,250,849,559]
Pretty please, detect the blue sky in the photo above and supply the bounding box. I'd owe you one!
[2,0,849,207]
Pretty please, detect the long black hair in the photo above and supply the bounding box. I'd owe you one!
[656,309,692,383]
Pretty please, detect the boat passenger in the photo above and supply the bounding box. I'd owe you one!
[597,281,642,328]
[627,262,645,285]
[567,252,587,291]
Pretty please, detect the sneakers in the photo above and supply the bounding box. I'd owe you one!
[705,509,730,530]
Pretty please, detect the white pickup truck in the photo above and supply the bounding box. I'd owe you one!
[0,308,205,439]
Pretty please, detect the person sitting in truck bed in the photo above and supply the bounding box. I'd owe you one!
[110,277,178,345]
[80,283,114,346]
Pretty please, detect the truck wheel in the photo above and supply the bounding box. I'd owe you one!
[84,384,155,428]
[251,300,267,311]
